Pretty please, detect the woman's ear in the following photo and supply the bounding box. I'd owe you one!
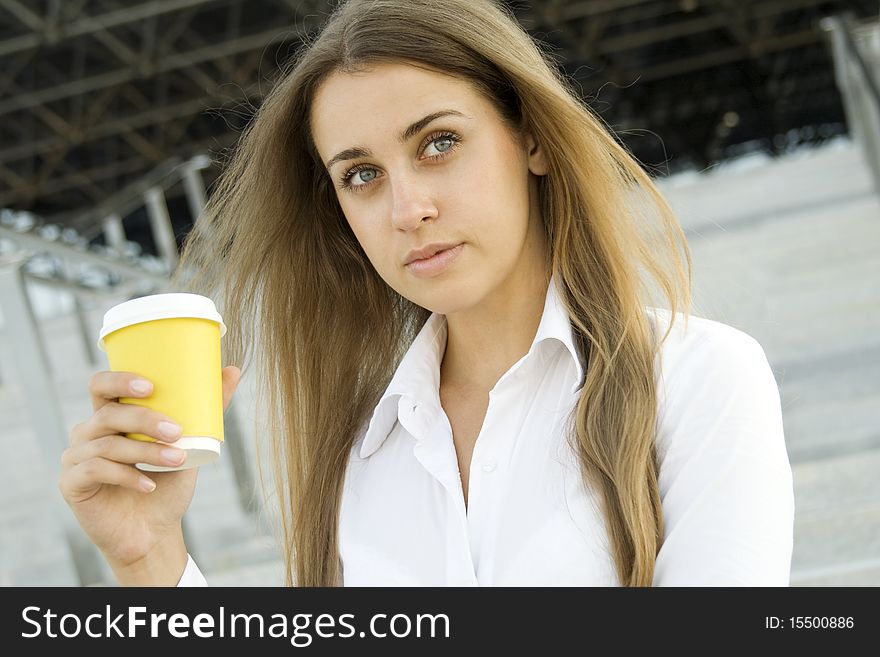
[525,131,548,176]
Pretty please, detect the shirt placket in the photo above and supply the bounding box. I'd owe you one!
[406,397,478,586]
[463,385,504,580]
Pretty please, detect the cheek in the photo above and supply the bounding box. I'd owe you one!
[343,209,393,271]
[346,214,377,252]
[449,149,531,238]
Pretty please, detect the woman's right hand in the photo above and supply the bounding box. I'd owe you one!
[58,365,241,582]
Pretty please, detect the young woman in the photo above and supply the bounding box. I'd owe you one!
[59,0,795,586]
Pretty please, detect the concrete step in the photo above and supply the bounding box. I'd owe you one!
[793,448,880,516]
[791,504,880,585]
[790,449,880,584]
[774,340,880,462]
[658,139,874,231]
[791,558,880,586]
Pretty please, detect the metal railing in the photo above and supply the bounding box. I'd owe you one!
[821,13,880,196]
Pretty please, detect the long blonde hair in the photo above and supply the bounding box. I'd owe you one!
[172,0,692,586]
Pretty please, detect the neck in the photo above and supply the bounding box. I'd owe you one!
[439,267,550,392]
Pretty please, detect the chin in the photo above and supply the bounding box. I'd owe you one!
[381,264,479,311]
[409,284,479,316]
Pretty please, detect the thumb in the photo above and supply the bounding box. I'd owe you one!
[221,365,241,411]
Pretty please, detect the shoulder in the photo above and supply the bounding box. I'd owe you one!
[645,306,769,375]
[644,306,778,410]
[644,307,784,462]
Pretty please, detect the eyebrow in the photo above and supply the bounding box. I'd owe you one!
[324,109,468,172]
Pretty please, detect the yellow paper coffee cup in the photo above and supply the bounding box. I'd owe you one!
[97,293,227,472]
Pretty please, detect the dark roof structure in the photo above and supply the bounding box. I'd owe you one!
[0,0,876,246]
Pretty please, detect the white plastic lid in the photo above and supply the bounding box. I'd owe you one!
[98,293,226,351]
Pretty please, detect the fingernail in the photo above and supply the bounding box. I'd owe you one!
[158,421,181,439]
[139,476,156,493]
[160,447,185,464]
[130,379,152,395]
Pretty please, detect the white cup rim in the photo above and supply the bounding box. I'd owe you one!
[98,293,226,351]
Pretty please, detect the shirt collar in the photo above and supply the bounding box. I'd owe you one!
[358,275,584,459]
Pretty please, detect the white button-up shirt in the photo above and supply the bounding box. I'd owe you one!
[178,277,795,586]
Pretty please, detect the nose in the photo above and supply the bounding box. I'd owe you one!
[389,174,438,230]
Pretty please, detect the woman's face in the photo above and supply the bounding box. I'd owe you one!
[310,62,548,314]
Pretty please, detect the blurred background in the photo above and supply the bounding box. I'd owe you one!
[0,0,878,586]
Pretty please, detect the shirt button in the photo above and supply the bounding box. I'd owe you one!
[481,460,497,473]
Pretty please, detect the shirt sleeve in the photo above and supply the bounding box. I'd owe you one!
[176,553,208,587]
[652,329,795,586]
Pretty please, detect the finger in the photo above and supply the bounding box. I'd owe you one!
[61,457,156,503]
[72,402,182,447]
[88,371,154,413]
[63,435,187,470]
[222,365,241,411]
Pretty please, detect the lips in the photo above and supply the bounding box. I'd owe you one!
[404,243,464,278]
[403,242,462,265]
